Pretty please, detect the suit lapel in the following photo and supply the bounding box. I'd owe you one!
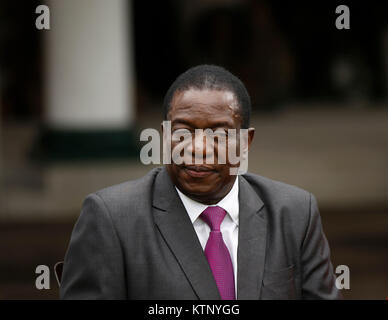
[152,167,221,300]
[237,175,267,299]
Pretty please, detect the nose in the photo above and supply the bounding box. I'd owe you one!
[187,130,214,163]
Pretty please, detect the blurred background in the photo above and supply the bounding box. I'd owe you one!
[0,0,387,299]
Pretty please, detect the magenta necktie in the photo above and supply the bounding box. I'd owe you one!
[200,206,236,300]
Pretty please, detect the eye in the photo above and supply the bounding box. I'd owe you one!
[172,128,192,139]
[212,129,228,138]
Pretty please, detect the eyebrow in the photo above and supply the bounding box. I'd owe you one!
[171,118,235,129]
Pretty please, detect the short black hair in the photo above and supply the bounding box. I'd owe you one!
[163,65,251,128]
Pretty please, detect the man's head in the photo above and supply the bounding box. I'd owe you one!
[163,65,255,204]
[163,64,251,129]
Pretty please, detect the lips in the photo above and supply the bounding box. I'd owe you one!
[182,165,216,178]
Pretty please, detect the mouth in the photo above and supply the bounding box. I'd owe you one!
[181,165,216,178]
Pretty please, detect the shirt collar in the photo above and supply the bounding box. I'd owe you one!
[175,177,239,226]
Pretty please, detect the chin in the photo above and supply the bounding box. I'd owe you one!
[181,183,217,197]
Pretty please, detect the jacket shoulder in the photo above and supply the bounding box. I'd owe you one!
[89,167,162,217]
[242,172,312,217]
[242,172,315,248]
[243,172,310,199]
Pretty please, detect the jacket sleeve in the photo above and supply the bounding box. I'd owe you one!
[60,193,127,299]
[300,193,342,299]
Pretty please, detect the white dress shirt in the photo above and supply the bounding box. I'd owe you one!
[175,177,239,296]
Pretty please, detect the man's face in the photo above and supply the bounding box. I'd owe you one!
[165,88,254,204]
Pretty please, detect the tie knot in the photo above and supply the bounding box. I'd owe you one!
[200,206,227,231]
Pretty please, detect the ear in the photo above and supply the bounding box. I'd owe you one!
[247,128,255,150]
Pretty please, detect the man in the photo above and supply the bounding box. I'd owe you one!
[60,65,341,299]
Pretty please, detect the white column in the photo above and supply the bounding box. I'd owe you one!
[45,0,134,130]
[383,27,388,102]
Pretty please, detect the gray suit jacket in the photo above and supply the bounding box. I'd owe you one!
[60,166,341,299]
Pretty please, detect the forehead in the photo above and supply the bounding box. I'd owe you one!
[169,89,241,127]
